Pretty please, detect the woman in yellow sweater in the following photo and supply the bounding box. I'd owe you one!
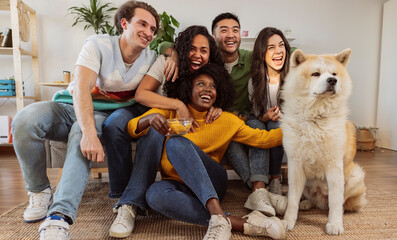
[128,64,287,240]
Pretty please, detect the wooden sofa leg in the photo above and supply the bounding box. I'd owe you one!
[57,168,63,186]
[91,167,108,179]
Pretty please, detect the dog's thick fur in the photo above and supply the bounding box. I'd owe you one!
[281,49,366,235]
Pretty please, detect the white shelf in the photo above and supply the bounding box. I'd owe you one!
[0,0,40,112]
[40,82,70,87]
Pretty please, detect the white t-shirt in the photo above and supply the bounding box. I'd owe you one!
[146,55,169,96]
[68,34,156,100]
[224,57,239,74]
[248,77,280,117]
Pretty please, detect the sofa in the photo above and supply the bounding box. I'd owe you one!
[45,139,287,184]
[45,140,136,184]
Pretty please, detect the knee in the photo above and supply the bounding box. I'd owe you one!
[266,120,280,130]
[146,184,164,210]
[246,118,266,130]
[11,102,52,138]
[103,110,131,135]
[165,136,185,153]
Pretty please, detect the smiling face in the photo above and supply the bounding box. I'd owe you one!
[190,74,217,112]
[212,18,241,57]
[265,34,286,74]
[189,34,210,72]
[121,8,157,50]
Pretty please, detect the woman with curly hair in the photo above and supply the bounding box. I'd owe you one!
[231,27,291,219]
[135,25,225,123]
[108,26,225,238]
[127,64,287,240]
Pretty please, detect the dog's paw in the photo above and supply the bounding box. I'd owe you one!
[299,200,313,210]
[283,215,297,231]
[326,222,344,235]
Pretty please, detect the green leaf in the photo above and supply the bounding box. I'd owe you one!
[170,15,180,28]
[165,25,175,38]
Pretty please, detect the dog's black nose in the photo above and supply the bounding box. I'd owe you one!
[327,77,337,86]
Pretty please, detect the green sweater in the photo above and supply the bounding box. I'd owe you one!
[229,49,252,114]
[158,42,252,114]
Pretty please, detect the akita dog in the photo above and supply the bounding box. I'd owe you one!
[281,49,366,235]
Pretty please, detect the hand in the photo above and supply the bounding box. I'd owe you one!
[80,132,105,163]
[176,101,199,132]
[205,106,222,124]
[147,113,171,136]
[164,49,179,82]
[263,106,282,122]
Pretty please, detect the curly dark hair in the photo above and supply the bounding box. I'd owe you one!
[251,27,291,117]
[171,63,235,111]
[163,25,224,98]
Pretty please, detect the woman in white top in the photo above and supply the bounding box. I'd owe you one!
[234,27,292,217]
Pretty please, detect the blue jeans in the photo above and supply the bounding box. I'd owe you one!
[116,128,165,212]
[146,137,228,226]
[102,103,150,198]
[224,116,283,188]
[11,101,109,223]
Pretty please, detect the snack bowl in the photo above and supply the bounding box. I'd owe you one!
[167,118,192,136]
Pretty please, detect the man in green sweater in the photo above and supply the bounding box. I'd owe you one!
[212,12,288,217]
[211,12,252,115]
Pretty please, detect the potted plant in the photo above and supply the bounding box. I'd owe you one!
[68,0,117,35]
[149,11,179,54]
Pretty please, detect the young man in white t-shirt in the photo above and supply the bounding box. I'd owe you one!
[11,1,160,239]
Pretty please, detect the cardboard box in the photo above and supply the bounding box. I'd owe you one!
[0,116,12,144]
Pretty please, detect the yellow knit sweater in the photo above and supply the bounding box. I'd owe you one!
[127,105,283,182]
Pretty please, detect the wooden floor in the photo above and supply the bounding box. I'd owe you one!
[0,147,396,215]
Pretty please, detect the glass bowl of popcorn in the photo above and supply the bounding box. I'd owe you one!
[167,118,192,136]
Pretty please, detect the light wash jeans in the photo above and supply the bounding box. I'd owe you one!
[102,103,150,198]
[11,101,109,223]
[224,116,283,188]
[146,137,228,226]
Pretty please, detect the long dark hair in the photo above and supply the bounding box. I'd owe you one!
[163,25,224,98]
[171,63,235,111]
[251,27,290,117]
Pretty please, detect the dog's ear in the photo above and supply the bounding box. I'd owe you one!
[290,49,306,68]
[335,48,352,66]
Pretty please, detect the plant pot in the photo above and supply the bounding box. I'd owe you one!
[356,128,376,151]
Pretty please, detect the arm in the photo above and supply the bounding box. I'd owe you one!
[136,113,170,136]
[135,75,198,131]
[163,48,179,82]
[232,118,283,149]
[159,41,179,82]
[135,75,191,118]
[72,65,105,163]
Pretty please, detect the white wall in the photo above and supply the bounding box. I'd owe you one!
[0,0,388,131]
[377,0,397,150]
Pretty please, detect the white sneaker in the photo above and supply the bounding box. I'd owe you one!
[243,210,287,239]
[24,187,53,222]
[269,178,283,195]
[203,215,232,240]
[244,188,275,216]
[39,215,70,240]
[109,204,137,238]
[268,191,288,216]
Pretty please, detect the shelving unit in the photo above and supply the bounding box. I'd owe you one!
[0,0,40,112]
